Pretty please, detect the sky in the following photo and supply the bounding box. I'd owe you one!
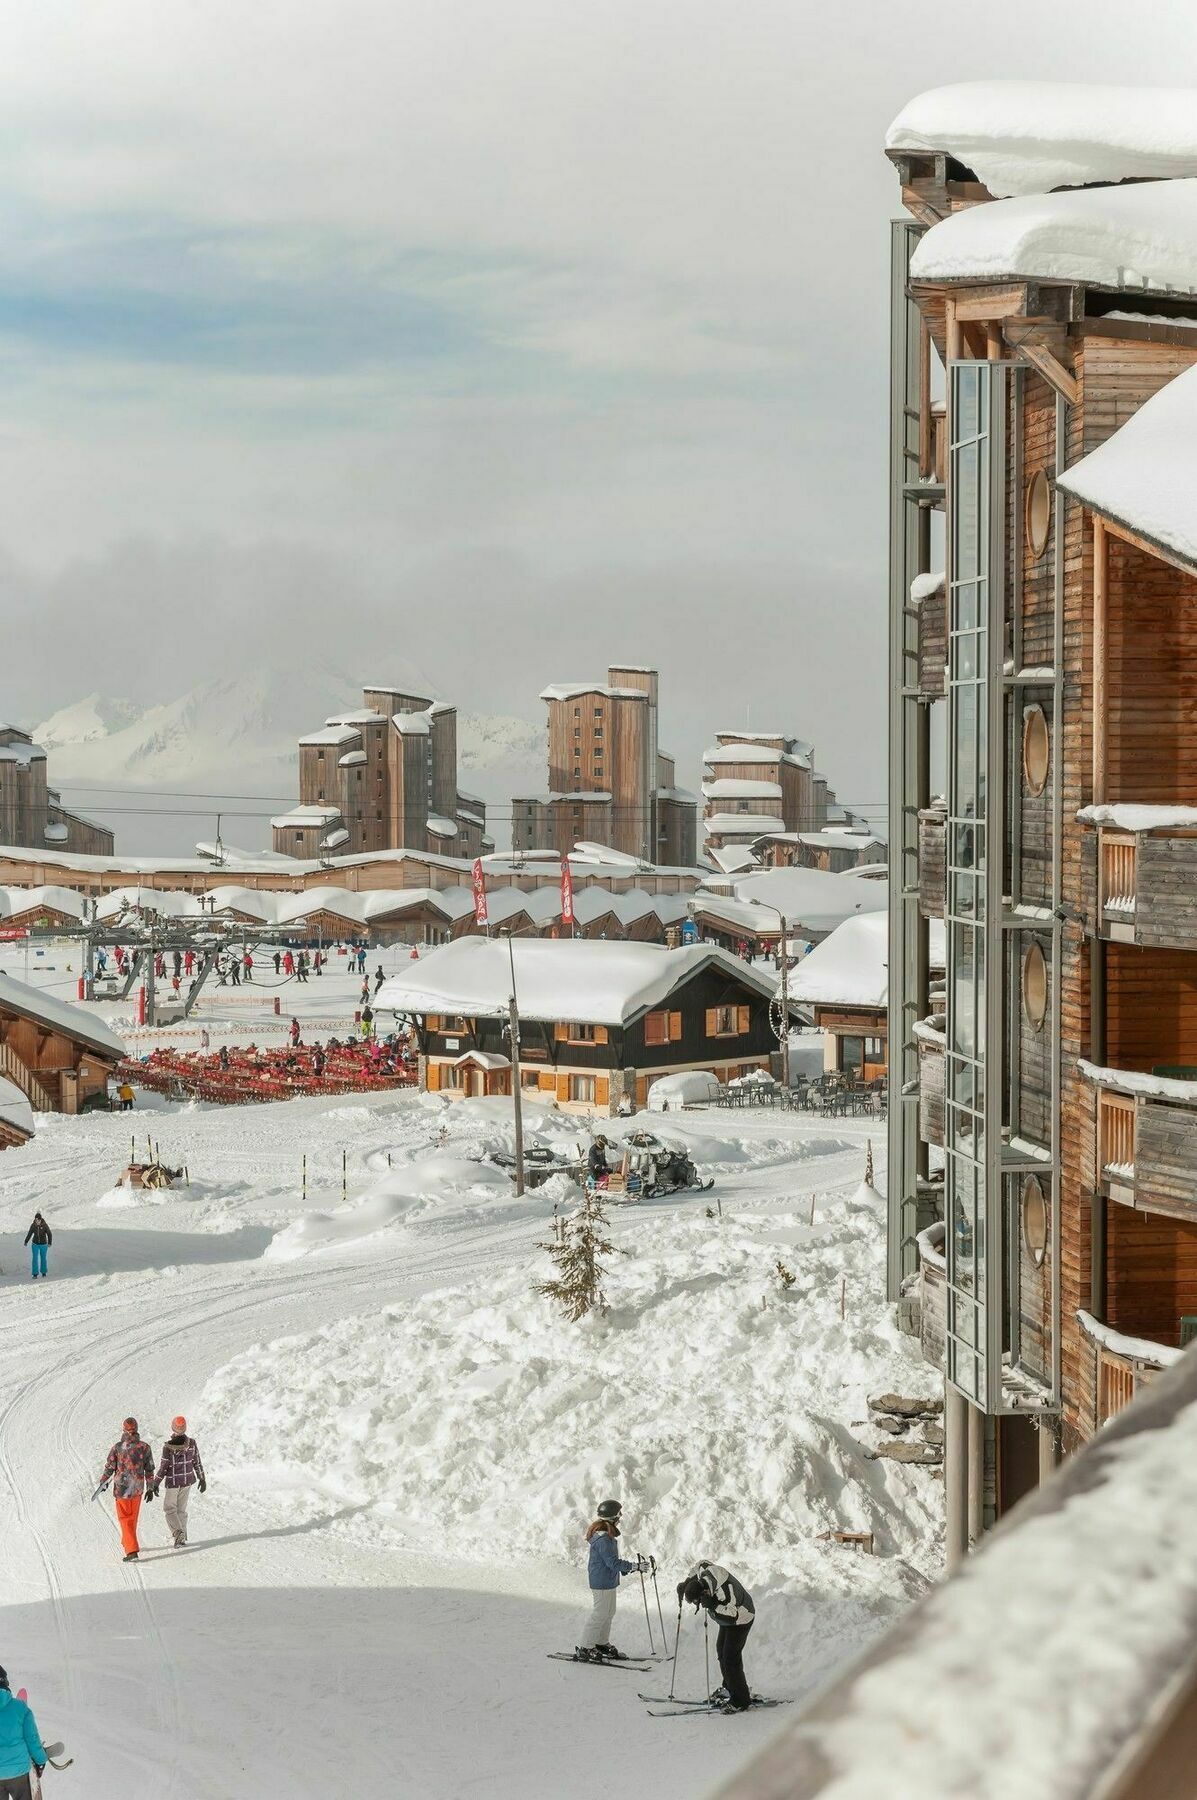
[4,0,1197,847]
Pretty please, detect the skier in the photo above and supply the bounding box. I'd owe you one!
[360,1005,374,1042]
[360,980,370,1007]
[243,952,253,982]
[374,964,385,993]
[23,1214,51,1281]
[290,1017,302,1047]
[97,1418,156,1562]
[230,957,241,986]
[677,1562,756,1711]
[282,949,295,978]
[0,1666,48,1799]
[273,950,282,975]
[576,1499,647,1662]
[357,946,367,975]
[151,1416,207,1547]
[117,1081,135,1112]
[184,949,195,977]
[314,950,323,976]
[296,952,309,984]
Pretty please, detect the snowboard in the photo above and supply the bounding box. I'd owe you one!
[16,1691,73,1773]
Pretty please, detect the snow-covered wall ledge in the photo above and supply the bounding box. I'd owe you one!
[1079,802,1197,832]
[713,1342,1197,1800]
[1078,1058,1197,1104]
[915,1220,946,1274]
[1076,1308,1183,1371]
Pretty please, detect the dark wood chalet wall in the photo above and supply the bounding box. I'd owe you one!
[1135,835,1197,949]
[1107,1203,1197,1346]
[917,1034,944,1146]
[1107,537,1197,805]
[1106,943,1197,1072]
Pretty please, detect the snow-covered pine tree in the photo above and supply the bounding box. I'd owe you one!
[536,1191,619,1321]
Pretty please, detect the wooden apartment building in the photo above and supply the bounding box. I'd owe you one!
[0,727,114,857]
[272,686,489,862]
[512,667,698,867]
[885,83,1197,1561]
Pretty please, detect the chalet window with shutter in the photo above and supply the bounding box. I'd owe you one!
[644,1010,683,1046]
[569,1074,597,1103]
[706,1004,750,1038]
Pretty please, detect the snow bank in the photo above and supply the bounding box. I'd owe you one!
[646,1071,722,1111]
[910,177,1197,298]
[205,1189,942,1597]
[265,1154,518,1258]
[887,82,1197,198]
[1058,364,1197,572]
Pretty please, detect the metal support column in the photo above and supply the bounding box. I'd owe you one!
[967,1402,985,1546]
[944,1381,970,1572]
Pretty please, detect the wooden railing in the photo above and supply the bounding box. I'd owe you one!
[1097,1347,1137,1424]
[1099,831,1137,917]
[1098,1087,1136,1177]
[0,1042,54,1112]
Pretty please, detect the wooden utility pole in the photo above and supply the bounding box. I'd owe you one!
[777,911,791,1093]
[506,933,525,1197]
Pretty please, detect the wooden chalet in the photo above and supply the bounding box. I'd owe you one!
[0,973,125,1118]
[794,911,944,1084]
[884,81,1197,1563]
[375,938,784,1113]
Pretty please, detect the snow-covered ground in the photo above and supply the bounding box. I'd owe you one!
[0,939,941,1798]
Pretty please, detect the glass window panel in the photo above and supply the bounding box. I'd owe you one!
[954,582,978,634]
[955,444,978,575]
[956,367,978,440]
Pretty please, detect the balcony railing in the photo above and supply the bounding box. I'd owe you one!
[1078,1308,1181,1428]
[1087,819,1197,949]
[917,803,946,919]
[1098,830,1137,924]
[914,1016,945,1146]
[1084,1061,1197,1221]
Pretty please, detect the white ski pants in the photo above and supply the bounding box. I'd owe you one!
[163,1484,191,1543]
[580,1587,618,1649]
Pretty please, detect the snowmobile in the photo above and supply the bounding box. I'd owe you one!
[616,1132,713,1198]
[481,1145,582,1189]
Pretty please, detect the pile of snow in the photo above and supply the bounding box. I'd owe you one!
[887,82,1197,198]
[646,1070,722,1111]
[265,1153,523,1258]
[1079,801,1197,833]
[1057,364,1197,572]
[205,1181,941,1673]
[910,177,1197,298]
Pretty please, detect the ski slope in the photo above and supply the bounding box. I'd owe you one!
[0,943,941,1799]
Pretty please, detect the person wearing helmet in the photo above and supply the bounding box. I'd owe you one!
[150,1416,207,1547]
[577,1499,647,1662]
[96,1418,156,1562]
[677,1561,756,1711]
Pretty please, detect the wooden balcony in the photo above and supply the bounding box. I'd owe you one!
[914,1017,945,1146]
[1093,823,1197,949]
[1077,1308,1180,1428]
[1091,1067,1197,1223]
[911,578,946,700]
[917,804,945,919]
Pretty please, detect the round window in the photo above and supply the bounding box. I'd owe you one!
[1023,704,1050,796]
[1022,940,1048,1030]
[1026,468,1052,560]
[1022,1174,1048,1267]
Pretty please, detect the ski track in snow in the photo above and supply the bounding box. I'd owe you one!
[0,945,940,1798]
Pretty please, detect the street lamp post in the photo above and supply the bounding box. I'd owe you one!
[751,900,791,1092]
[505,931,525,1197]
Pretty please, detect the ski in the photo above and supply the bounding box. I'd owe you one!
[647,1697,790,1719]
[637,1692,713,1706]
[546,1653,654,1673]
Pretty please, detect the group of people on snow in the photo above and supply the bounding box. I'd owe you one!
[578,1497,757,1712]
[96,1416,207,1561]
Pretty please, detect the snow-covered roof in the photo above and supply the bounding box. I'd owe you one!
[453,1050,510,1070]
[320,828,350,851]
[275,887,367,927]
[799,828,884,853]
[1057,362,1197,572]
[298,725,360,747]
[702,779,783,801]
[546,791,613,804]
[392,712,431,737]
[696,865,888,939]
[704,813,792,838]
[361,886,475,924]
[910,178,1197,298]
[538,683,646,704]
[0,743,46,764]
[0,972,126,1060]
[704,743,783,765]
[656,786,698,804]
[376,938,778,1027]
[325,711,385,726]
[338,750,367,767]
[426,815,459,840]
[270,805,343,830]
[793,912,945,1010]
[96,886,203,921]
[706,845,761,876]
[0,884,88,921]
[887,82,1197,198]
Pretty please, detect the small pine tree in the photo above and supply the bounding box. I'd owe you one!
[536,1191,620,1321]
[774,1259,796,1291]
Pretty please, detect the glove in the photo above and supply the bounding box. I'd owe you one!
[676,1580,686,1601]
[637,1556,649,1573]
[198,1480,207,1494]
[145,1487,155,1503]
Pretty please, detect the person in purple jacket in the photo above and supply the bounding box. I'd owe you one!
[150,1415,207,1547]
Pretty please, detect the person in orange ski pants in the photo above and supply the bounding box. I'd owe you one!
[96,1418,156,1562]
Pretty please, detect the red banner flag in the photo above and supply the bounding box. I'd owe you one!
[472,857,489,927]
[560,855,575,927]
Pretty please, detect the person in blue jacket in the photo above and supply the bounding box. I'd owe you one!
[576,1497,646,1662]
[0,1666,47,1799]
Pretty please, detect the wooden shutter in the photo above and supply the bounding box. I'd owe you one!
[556,1072,570,1103]
[645,1011,666,1047]
[426,1060,441,1092]
[426,1014,439,1032]
[539,1071,557,1092]
[705,1007,718,1037]
[669,1010,682,1042]
[595,1076,609,1108]
[737,1005,751,1034]
[594,1025,608,1045]
[554,1020,569,1042]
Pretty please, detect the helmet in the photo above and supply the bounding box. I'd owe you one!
[596,1498,622,1520]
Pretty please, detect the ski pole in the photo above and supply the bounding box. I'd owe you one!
[650,1556,667,1643]
[669,1604,683,1702]
[638,1559,656,1656]
[704,1611,711,1700]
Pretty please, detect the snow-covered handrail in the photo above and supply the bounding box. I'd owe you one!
[1079,802,1197,832]
[912,1017,946,1047]
[1078,1059,1197,1104]
[1076,1309,1184,1370]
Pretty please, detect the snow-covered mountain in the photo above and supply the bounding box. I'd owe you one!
[33,677,544,854]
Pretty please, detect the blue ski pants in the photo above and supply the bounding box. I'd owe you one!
[30,1243,47,1277]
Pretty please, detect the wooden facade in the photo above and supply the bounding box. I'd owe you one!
[0,991,121,1117]
[418,961,775,1114]
[888,123,1197,1560]
[0,727,114,857]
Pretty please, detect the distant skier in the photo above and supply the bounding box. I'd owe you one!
[273,950,282,975]
[290,1017,302,1047]
[677,1562,756,1711]
[184,949,195,977]
[314,950,323,976]
[23,1214,51,1281]
[576,1499,646,1662]
[151,1416,207,1547]
[117,1081,135,1112]
[374,964,385,993]
[229,958,240,986]
[0,1665,48,1798]
[97,1418,156,1562]
[243,952,254,982]
[357,946,367,974]
[360,1006,374,1042]
[282,949,295,978]
[296,952,309,984]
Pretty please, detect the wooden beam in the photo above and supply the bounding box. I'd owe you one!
[1103,516,1197,582]
[945,295,961,365]
[918,318,933,480]
[1003,321,1078,403]
[1094,516,1108,806]
[953,283,1033,322]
